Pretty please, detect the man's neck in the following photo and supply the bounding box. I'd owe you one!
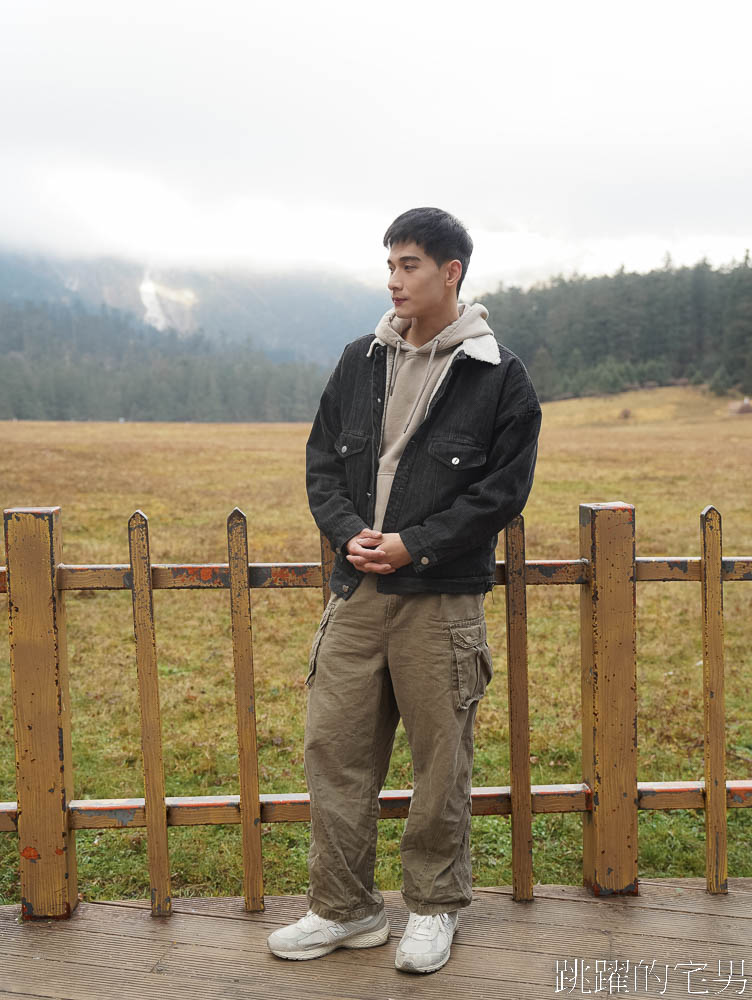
[403,300,461,348]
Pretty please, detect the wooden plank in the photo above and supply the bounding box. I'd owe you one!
[0,802,18,832]
[700,505,728,894]
[0,921,168,970]
[3,888,751,1000]
[633,558,752,583]
[56,563,323,590]
[642,876,752,895]
[505,880,752,919]
[44,557,752,592]
[639,780,752,809]
[319,532,335,607]
[503,516,533,900]
[2,896,741,1000]
[58,883,752,938]
[495,559,589,586]
[579,502,638,896]
[59,784,590,829]
[56,560,594,591]
[127,511,171,917]
[226,508,264,912]
[636,557,701,581]
[722,557,752,581]
[0,952,720,1000]
[3,778,733,834]
[0,993,51,999]
[100,885,729,941]
[23,550,752,595]
[3,507,78,920]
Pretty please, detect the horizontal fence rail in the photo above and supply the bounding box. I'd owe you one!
[3,558,752,595]
[1,503,751,919]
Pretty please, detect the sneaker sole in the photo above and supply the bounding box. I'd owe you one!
[269,921,391,961]
[395,949,450,974]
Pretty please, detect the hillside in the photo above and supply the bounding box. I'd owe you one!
[0,251,389,363]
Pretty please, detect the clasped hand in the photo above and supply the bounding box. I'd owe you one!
[345,529,411,574]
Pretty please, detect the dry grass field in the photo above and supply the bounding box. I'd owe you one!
[1,385,751,906]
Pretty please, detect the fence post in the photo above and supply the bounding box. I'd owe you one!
[700,505,728,893]
[128,511,171,917]
[579,502,638,896]
[227,509,264,911]
[4,507,78,919]
[504,515,534,901]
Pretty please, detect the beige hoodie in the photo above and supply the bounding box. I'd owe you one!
[368,302,496,532]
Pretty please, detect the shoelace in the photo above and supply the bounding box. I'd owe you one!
[405,912,448,938]
[300,909,366,934]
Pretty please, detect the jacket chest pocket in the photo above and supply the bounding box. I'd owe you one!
[449,619,493,711]
[428,438,487,472]
[334,431,369,460]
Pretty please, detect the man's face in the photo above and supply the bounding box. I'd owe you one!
[386,241,454,319]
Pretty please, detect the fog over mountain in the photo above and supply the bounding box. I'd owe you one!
[0,251,391,364]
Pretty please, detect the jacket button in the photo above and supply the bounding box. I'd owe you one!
[377,397,382,403]
[342,584,350,592]
[421,556,430,566]
[341,445,348,453]
[451,456,460,465]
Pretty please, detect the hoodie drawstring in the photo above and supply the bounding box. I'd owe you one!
[402,337,439,433]
[388,339,401,398]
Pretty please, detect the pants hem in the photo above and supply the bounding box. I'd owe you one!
[307,897,384,922]
[401,891,473,916]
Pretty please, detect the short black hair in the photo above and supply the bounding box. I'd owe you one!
[383,207,473,296]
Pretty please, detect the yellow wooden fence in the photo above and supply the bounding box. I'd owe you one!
[1,503,751,920]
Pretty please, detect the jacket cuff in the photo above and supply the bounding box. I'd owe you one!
[330,515,371,555]
[399,525,438,573]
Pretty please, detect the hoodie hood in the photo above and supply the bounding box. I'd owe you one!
[371,301,495,356]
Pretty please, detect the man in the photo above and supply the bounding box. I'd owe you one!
[267,207,541,973]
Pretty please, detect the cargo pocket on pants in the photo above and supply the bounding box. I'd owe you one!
[449,619,494,710]
[305,598,337,687]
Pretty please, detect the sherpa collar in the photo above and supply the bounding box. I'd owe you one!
[367,331,500,365]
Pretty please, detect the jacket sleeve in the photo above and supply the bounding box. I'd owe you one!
[306,355,370,553]
[399,359,542,572]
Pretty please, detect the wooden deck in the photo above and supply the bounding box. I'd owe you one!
[1,879,752,999]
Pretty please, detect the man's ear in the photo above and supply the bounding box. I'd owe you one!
[445,259,462,290]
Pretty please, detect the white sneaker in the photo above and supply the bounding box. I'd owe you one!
[395,910,459,973]
[267,908,390,961]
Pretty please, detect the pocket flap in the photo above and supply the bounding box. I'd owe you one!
[449,621,486,648]
[428,439,487,470]
[334,431,369,458]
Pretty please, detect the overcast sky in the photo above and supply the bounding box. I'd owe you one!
[2,0,750,295]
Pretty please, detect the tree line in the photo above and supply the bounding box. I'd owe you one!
[485,255,752,401]
[0,301,328,421]
[1,255,751,420]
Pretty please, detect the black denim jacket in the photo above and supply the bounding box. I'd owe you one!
[306,333,541,598]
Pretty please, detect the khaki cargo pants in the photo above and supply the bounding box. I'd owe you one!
[303,572,493,921]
